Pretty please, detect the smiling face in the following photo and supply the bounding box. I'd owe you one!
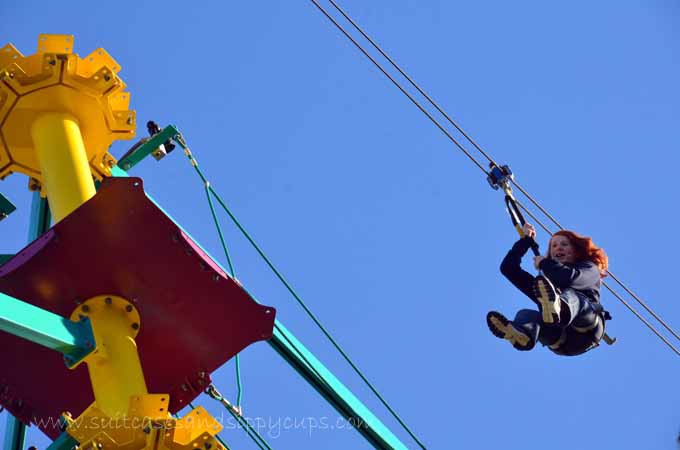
[549,234,576,264]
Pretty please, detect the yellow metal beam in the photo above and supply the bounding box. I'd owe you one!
[70,295,148,418]
[30,113,95,222]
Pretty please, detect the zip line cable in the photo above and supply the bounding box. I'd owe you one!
[309,0,680,354]
[177,144,427,449]
[309,0,489,177]
[325,0,500,169]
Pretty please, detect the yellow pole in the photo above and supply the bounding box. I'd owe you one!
[31,114,149,416]
[79,296,149,418]
[30,113,96,222]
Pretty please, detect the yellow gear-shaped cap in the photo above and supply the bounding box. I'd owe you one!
[0,34,136,188]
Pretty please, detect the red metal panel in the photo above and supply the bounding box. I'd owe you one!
[0,177,276,438]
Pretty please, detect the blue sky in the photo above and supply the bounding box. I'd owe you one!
[1,1,679,449]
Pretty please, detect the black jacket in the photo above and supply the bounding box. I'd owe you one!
[500,236,601,303]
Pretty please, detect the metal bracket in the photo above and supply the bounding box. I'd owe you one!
[117,123,179,171]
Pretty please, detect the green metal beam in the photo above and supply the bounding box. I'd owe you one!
[271,322,407,449]
[117,125,179,171]
[0,193,16,221]
[2,417,26,450]
[111,165,408,449]
[4,193,52,450]
[45,432,78,450]
[0,291,94,364]
[27,193,51,240]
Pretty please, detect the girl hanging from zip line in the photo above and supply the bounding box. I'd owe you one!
[486,223,610,356]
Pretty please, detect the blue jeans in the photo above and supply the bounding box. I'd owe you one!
[513,289,600,353]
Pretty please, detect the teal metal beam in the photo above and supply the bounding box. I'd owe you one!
[111,165,408,449]
[2,417,26,450]
[27,193,50,240]
[271,322,407,449]
[45,432,78,450]
[0,291,94,365]
[0,193,16,221]
[4,193,52,450]
[117,125,179,171]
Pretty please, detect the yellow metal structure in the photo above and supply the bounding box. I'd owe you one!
[0,34,229,450]
[64,398,228,450]
[31,113,96,221]
[0,34,135,200]
[65,297,230,450]
[69,295,148,419]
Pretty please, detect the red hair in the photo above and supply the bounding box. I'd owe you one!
[549,230,608,277]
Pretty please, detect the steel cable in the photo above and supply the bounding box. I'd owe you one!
[311,0,680,354]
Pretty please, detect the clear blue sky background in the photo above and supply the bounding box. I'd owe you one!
[1,1,679,449]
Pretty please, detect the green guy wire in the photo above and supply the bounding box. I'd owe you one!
[175,138,425,449]
[203,185,244,406]
[183,144,243,408]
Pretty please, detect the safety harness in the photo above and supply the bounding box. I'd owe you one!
[487,163,615,354]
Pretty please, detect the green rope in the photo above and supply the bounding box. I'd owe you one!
[186,149,243,409]
[204,184,236,277]
[176,139,426,449]
[202,183,244,407]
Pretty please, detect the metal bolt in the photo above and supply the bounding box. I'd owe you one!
[180,384,188,392]
[198,371,206,378]
[125,305,133,313]
[143,426,151,434]
[81,305,90,313]
[212,274,220,282]
[103,75,111,82]
[131,323,139,330]
[205,444,212,450]
[49,59,56,66]
[105,297,112,305]
[96,443,103,450]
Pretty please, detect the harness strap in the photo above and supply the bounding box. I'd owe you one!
[503,195,540,256]
[572,315,602,333]
[549,329,568,350]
